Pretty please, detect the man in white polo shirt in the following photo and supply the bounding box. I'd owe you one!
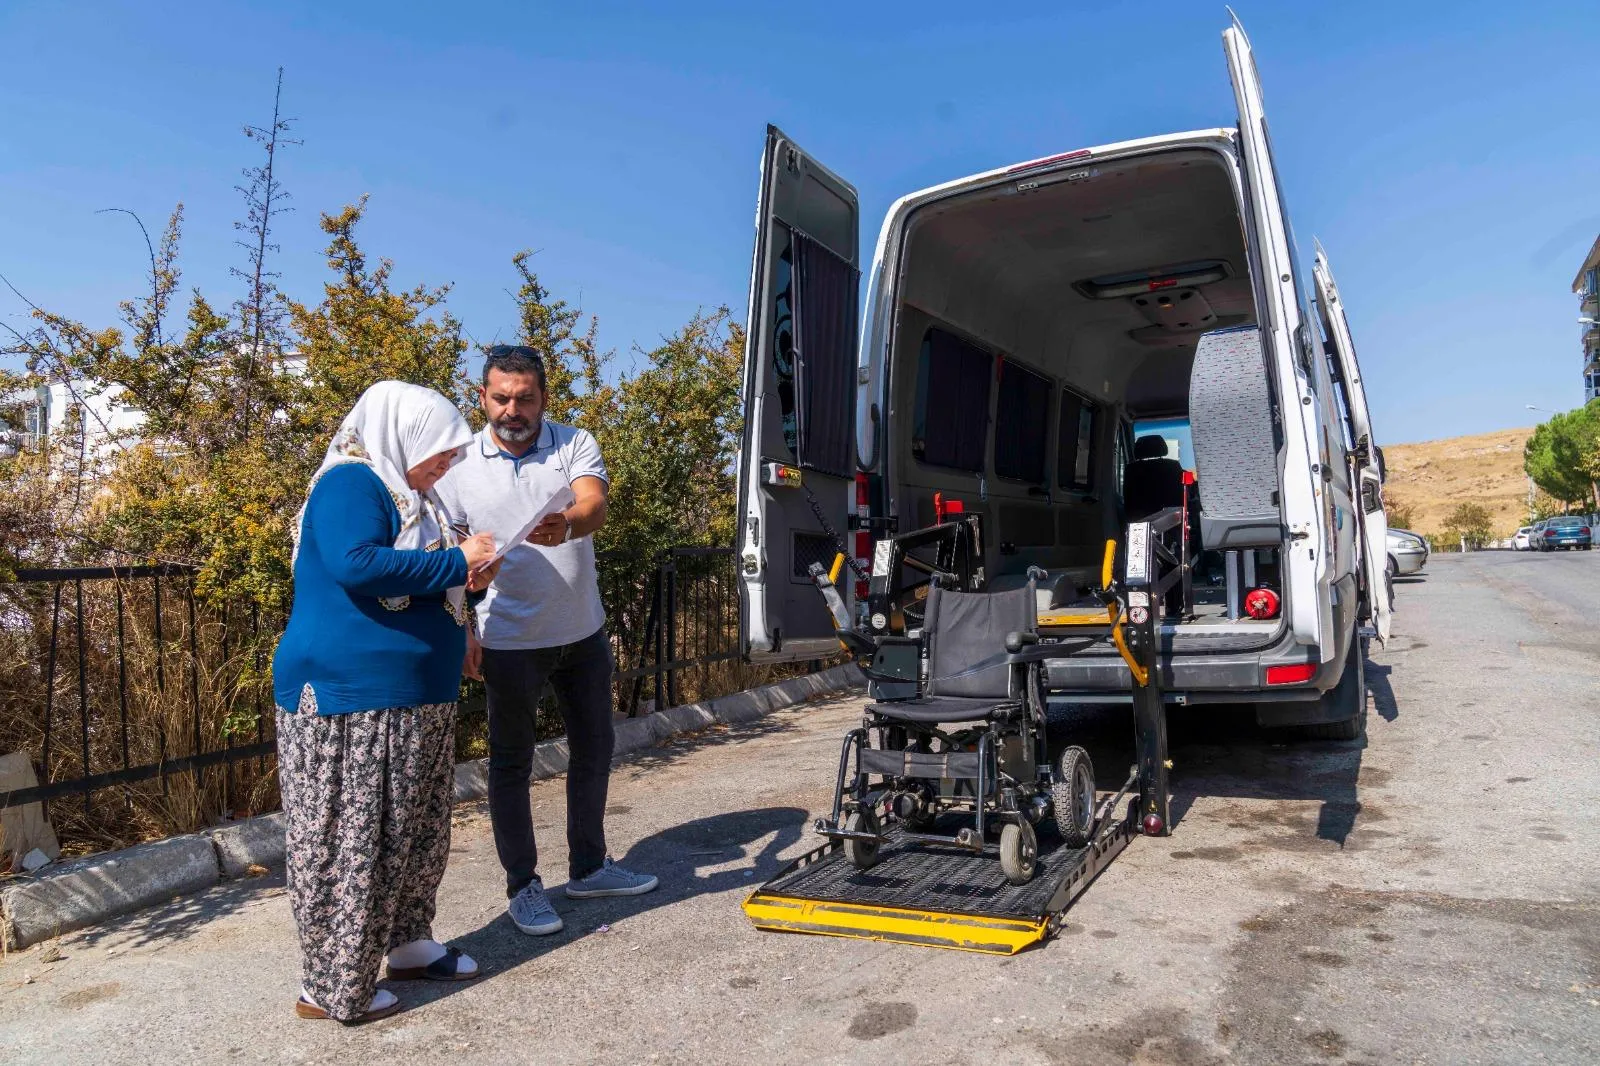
[437,345,656,937]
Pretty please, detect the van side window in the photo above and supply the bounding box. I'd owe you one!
[994,358,1050,484]
[1057,390,1098,492]
[912,327,991,473]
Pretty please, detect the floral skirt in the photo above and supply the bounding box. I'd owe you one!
[276,686,456,1021]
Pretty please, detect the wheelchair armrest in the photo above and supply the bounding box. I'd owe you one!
[1004,630,1039,654]
[1005,637,1098,665]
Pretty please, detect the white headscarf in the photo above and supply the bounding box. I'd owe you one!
[294,380,474,621]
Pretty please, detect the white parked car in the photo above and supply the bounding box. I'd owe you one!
[1512,527,1533,551]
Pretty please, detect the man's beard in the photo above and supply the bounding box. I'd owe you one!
[494,416,537,443]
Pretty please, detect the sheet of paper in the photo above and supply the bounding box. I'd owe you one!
[484,485,577,566]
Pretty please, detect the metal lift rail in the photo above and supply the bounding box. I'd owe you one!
[742,508,1188,954]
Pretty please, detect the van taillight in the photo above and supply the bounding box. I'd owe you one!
[1265,663,1317,686]
[853,473,871,602]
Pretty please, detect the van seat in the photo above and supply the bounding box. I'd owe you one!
[1188,325,1280,549]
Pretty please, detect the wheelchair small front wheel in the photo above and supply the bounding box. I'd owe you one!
[1051,746,1096,848]
[999,820,1038,885]
[844,808,882,870]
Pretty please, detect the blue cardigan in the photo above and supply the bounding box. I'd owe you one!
[272,463,470,715]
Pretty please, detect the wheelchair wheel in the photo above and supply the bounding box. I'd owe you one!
[1051,746,1096,848]
[999,820,1038,885]
[844,808,881,870]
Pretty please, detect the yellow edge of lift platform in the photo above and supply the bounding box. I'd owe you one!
[741,811,1137,955]
[742,893,1050,956]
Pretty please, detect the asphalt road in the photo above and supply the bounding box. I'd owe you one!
[1,550,1597,1065]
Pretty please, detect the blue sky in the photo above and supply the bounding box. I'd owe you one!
[2,0,1597,443]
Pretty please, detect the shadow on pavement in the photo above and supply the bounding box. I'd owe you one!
[64,867,290,953]
[1046,656,1378,849]
[414,805,808,1006]
[1366,661,1399,722]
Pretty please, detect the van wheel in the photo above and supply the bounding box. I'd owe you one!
[1302,633,1366,741]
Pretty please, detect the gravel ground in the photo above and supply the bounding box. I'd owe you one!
[1,549,1596,1065]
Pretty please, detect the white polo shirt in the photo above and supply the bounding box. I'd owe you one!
[435,422,608,651]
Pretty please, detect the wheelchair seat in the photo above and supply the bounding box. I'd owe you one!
[866,695,1024,724]
[867,580,1036,724]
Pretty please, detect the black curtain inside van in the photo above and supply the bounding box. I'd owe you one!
[994,359,1050,484]
[792,231,859,478]
[920,328,991,472]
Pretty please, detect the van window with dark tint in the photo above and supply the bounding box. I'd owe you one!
[913,327,992,473]
[1058,390,1099,492]
[994,359,1051,484]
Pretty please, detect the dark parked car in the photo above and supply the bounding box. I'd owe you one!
[1538,516,1592,551]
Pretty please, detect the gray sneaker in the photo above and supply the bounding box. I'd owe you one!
[508,881,563,936]
[563,857,659,899]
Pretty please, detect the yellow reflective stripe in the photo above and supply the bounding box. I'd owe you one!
[742,893,1049,955]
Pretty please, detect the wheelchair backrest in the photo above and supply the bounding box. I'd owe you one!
[923,581,1037,699]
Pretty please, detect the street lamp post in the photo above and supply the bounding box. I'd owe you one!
[1524,404,1544,524]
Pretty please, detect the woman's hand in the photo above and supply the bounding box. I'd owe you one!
[460,532,496,571]
[463,632,483,680]
[466,558,501,593]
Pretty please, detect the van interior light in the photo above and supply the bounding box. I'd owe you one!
[1074,260,1232,300]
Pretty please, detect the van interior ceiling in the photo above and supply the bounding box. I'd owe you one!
[887,148,1280,631]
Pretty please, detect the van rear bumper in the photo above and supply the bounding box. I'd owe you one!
[1043,623,1340,705]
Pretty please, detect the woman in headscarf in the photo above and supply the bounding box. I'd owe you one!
[272,380,497,1023]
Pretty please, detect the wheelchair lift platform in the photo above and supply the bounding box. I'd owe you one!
[742,514,1185,955]
[742,805,1137,954]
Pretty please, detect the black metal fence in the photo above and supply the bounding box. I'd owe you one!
[0,547,752,842]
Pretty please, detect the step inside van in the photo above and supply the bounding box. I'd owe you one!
[735,16,1391,738]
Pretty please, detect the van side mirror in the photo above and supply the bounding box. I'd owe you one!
[1374,446,1387,481]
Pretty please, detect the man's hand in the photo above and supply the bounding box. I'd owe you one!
[464,632,483,680]
[467,558,501,593]
[526,511,571,548]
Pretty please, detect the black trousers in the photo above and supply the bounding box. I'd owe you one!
[481,626,614,894]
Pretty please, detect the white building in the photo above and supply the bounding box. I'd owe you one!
[0,379,145,461]
[1575,234,1600,403]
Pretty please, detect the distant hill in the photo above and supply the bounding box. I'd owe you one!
[1382,427,1535,539]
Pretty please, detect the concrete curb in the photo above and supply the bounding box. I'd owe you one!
[0,665,864,949]
[0,835,220,949]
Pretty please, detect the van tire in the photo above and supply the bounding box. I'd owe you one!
[1301,633,1366,741]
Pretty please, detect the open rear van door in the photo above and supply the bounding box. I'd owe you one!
[736,126,861,662]
[1313,243,1391,643]
[1223,16,1334,659]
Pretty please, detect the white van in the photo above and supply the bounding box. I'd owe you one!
[735,17,1391,739]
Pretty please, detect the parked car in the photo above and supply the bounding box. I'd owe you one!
[1386,529,1428,583]
[1511,526,1533,551]
[1537,515,1592,551]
